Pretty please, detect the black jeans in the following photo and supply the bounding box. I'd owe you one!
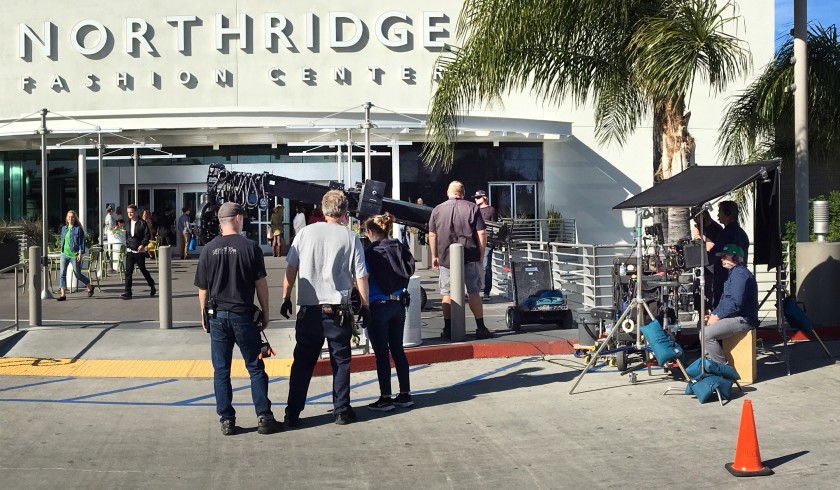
[286,306,352,417]
[124,251,154,294]
[368,300,410,396]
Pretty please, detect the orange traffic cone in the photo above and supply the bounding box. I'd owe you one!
[726,399,774,477]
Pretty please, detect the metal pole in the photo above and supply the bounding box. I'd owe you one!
[793,0,809,242]
[29,246,42,326]
[39,109,53,300]
[450,243,465,341]
[158,245,172,329]
[98,131,104,247]
[133,147,139,206]
[346,128,353,188]
[363,101,372,181]
[14,266,20,331]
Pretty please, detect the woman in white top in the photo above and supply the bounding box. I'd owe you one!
[104,205,114,231]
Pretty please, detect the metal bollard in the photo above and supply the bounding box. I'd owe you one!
[450,243,466,341]
[158,245,172,329]
[29,246,42,327]
[403,275,422,347]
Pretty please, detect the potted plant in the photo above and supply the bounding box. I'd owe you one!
[0,218,44,270]
[546,208,564,242]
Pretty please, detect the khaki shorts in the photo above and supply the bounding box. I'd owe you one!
[439,262,482,296]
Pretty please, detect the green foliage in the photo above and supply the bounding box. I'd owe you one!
[782,191,840,272]
[718,24,840,165]
[424,0,751,169]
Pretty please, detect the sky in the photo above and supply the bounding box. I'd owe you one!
[775,0,840,48]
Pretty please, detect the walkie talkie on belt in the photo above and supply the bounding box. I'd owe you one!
[203,298,218,332]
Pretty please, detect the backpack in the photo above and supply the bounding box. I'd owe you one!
[366,239,415,295]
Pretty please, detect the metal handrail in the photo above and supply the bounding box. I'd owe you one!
[0,261,24,333]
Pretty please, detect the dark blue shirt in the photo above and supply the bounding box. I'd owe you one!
[711,222,750,305]
[712,263,759,327]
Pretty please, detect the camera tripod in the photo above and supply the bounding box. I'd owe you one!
[569,209,690,394]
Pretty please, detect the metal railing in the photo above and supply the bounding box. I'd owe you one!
[496,218,577,247]
[0,261,24,333]
[491,239,790,322]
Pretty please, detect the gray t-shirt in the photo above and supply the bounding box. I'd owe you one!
[286,222,367,306]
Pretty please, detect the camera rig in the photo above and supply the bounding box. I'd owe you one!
[195,163,432,244]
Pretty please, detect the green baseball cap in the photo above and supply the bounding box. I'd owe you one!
[716,243,745,259]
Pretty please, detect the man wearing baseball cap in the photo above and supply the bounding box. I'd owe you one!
[474,190,497,300]
[704,243,759,365]
[195,201,282,436]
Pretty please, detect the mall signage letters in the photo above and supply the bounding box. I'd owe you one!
[18,12,451,91]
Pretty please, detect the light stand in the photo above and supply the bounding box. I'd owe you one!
[569,208,688,394]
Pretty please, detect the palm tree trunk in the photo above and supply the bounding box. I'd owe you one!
[655,97,695,244]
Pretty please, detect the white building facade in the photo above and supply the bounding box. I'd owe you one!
[0,0,775,247]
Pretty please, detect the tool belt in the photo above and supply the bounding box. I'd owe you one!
[304,304,353,328]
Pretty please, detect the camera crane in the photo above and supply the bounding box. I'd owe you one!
[195,163,432,244]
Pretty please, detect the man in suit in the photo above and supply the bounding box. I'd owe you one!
[120,204,156,300]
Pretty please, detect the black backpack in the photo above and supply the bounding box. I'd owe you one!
[365,239,415,295]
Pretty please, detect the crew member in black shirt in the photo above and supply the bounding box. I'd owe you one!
[708,201,750,307]
[194,202,282,436]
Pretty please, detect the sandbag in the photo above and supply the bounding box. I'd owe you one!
[640,320,684,366]
[686,357,740,382]
[685,375,734,404]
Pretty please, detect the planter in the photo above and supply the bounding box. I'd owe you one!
[106,231,126,271]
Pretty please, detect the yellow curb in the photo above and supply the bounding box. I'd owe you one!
[0,357,294,378]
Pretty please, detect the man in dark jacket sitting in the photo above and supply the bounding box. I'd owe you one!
[704,244,759,364]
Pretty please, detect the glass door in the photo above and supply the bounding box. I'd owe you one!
[488,182,538,220]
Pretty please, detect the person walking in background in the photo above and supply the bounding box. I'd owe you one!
[56,210,95,301]
[115,206,124,222]
[269,205,284,257]
[177,207,192,260]
[280,190,370,427]
[120,204,156,300]
[141,209,157,258]
[194,202,282,436]
[292,206,307,237]
[474,190,497,300]
[307,208,325,225]
[363,213,415,412]
[104,205,114,234]
[428,181,492,340]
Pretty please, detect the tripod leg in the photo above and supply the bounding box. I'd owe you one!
[569,307,633,395]
[812,330,834,359]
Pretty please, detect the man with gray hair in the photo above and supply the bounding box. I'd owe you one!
[428,181,492,339]
[281,190,370,426]
[194,202,281,436]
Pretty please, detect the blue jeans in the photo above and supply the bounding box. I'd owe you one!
[210,310,273,422]
[58,254,90,290]
[368,301,410,396]
[286,306,352,416]
[483,246,494,296]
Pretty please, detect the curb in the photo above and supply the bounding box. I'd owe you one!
[312,338,579,377]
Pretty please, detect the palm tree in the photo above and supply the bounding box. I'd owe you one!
[718,24,840,168]
[424,0,751,243]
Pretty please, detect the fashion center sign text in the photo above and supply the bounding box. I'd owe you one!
[16,11,451,92]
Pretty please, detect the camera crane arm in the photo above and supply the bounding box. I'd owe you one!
[195,163,432,244]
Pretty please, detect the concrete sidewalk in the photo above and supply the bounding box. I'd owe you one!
[0,256,578,376]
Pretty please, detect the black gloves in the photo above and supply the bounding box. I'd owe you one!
[358,305,372,329]
[280,298,293,319]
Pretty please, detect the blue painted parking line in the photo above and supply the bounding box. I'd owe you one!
[61,379,179,401]
[0,377,76,393]
[174,377,287,405]
[0,360,544,408]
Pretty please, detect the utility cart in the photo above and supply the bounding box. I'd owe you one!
[505,260,573,331]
